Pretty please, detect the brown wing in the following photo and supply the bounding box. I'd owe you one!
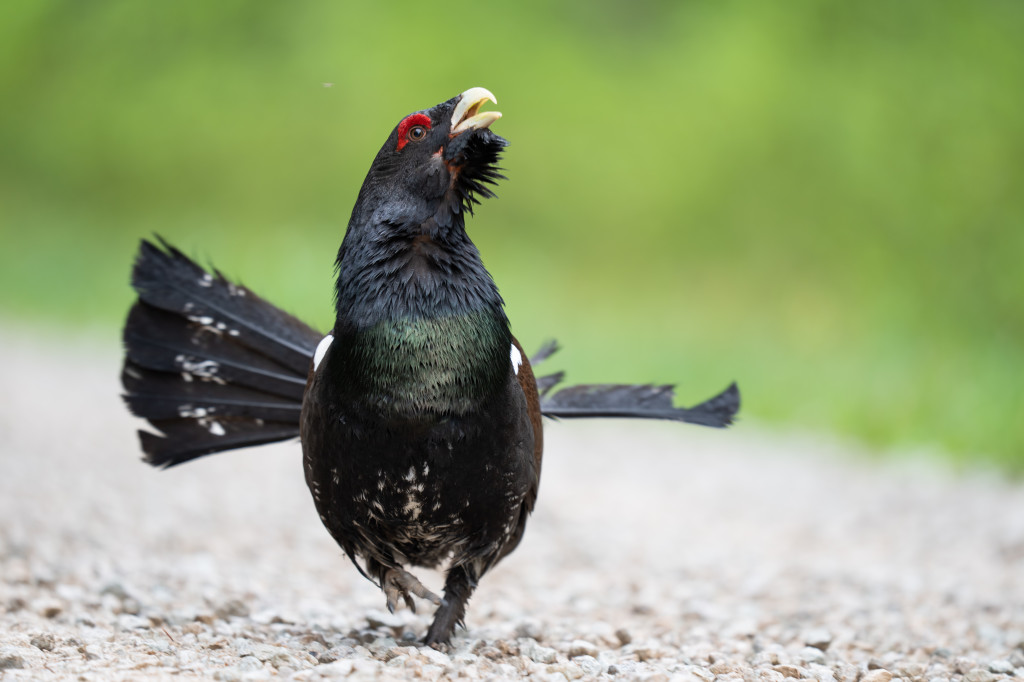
[513,335,543,503]
[488,335,543,568]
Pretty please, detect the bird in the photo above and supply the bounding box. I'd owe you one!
[120,86,740,646]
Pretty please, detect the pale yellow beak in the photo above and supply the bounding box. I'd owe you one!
[450,87,502,135]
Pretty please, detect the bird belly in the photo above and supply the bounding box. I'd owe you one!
[301,385,534,571]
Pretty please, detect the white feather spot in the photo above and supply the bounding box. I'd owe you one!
[177,405,210,419]
[313,334,333,371]
[403,496,422,520]
[198,273,214,287]
[510,344,523,375]
[175,356,224,383]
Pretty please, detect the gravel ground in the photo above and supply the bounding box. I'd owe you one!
[1,329,1023,681]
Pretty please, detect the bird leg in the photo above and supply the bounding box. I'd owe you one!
[382,567,441,614]
[423,563,477,647]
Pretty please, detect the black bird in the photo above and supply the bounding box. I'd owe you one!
[121,87,740,645]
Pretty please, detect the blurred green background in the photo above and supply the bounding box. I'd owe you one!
[1,2,1021,469]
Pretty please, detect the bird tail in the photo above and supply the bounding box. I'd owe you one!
[121,238,323,468]
[531,342,740,428]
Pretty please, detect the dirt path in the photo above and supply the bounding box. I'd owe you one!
[1,330,1022,680]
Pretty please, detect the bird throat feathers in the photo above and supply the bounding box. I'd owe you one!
[334,211,505,331]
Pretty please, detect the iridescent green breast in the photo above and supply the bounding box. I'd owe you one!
[345,309,510,417]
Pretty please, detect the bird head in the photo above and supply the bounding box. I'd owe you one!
[355,87,508,226]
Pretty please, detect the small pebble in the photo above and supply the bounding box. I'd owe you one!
[774,664,805,678]
[809,663,837,682]
[634,645,663,662]
[515,620,544,640]
[862,669,894,682]
[5,598,26,613]
[954,658,978,675]
[0,648,26,669]
[803,628,834,651]
[421,663,443,679]
[800,646,827,664]
[215,599,250,620]
[37,600,63,619]
[30,633,55,651]
[419,646,451,667]
[574,655,605,675]
[100,582,131,600]
[367,636,397,658]
[568,639,598,658]
[120,598,142,615]
[988,660,1014,675]
[523,640,558,664]
[683,665,715,682]
[964,669,996,682]
[710,660,741,675]
[542,661,578,679]
[117,614,150,630]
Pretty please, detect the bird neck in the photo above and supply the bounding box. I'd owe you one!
[334,212,504,329]
[329,214,511,416]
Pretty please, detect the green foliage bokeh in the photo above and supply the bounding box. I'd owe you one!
[1,1,1021,468]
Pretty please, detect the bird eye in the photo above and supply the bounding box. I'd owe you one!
[396,113,432,151]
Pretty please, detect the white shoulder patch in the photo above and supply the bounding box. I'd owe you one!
[510,344,523,375]
[313,334,334,372]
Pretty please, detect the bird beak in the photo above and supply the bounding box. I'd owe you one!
[450,87,501,135]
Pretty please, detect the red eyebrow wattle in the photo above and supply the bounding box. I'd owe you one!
[396,113,432,150]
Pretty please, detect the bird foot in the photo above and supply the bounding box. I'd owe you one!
[383,568,441,614]
[425,638,452,652]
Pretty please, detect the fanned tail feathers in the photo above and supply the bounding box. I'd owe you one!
[122,238,322,468]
